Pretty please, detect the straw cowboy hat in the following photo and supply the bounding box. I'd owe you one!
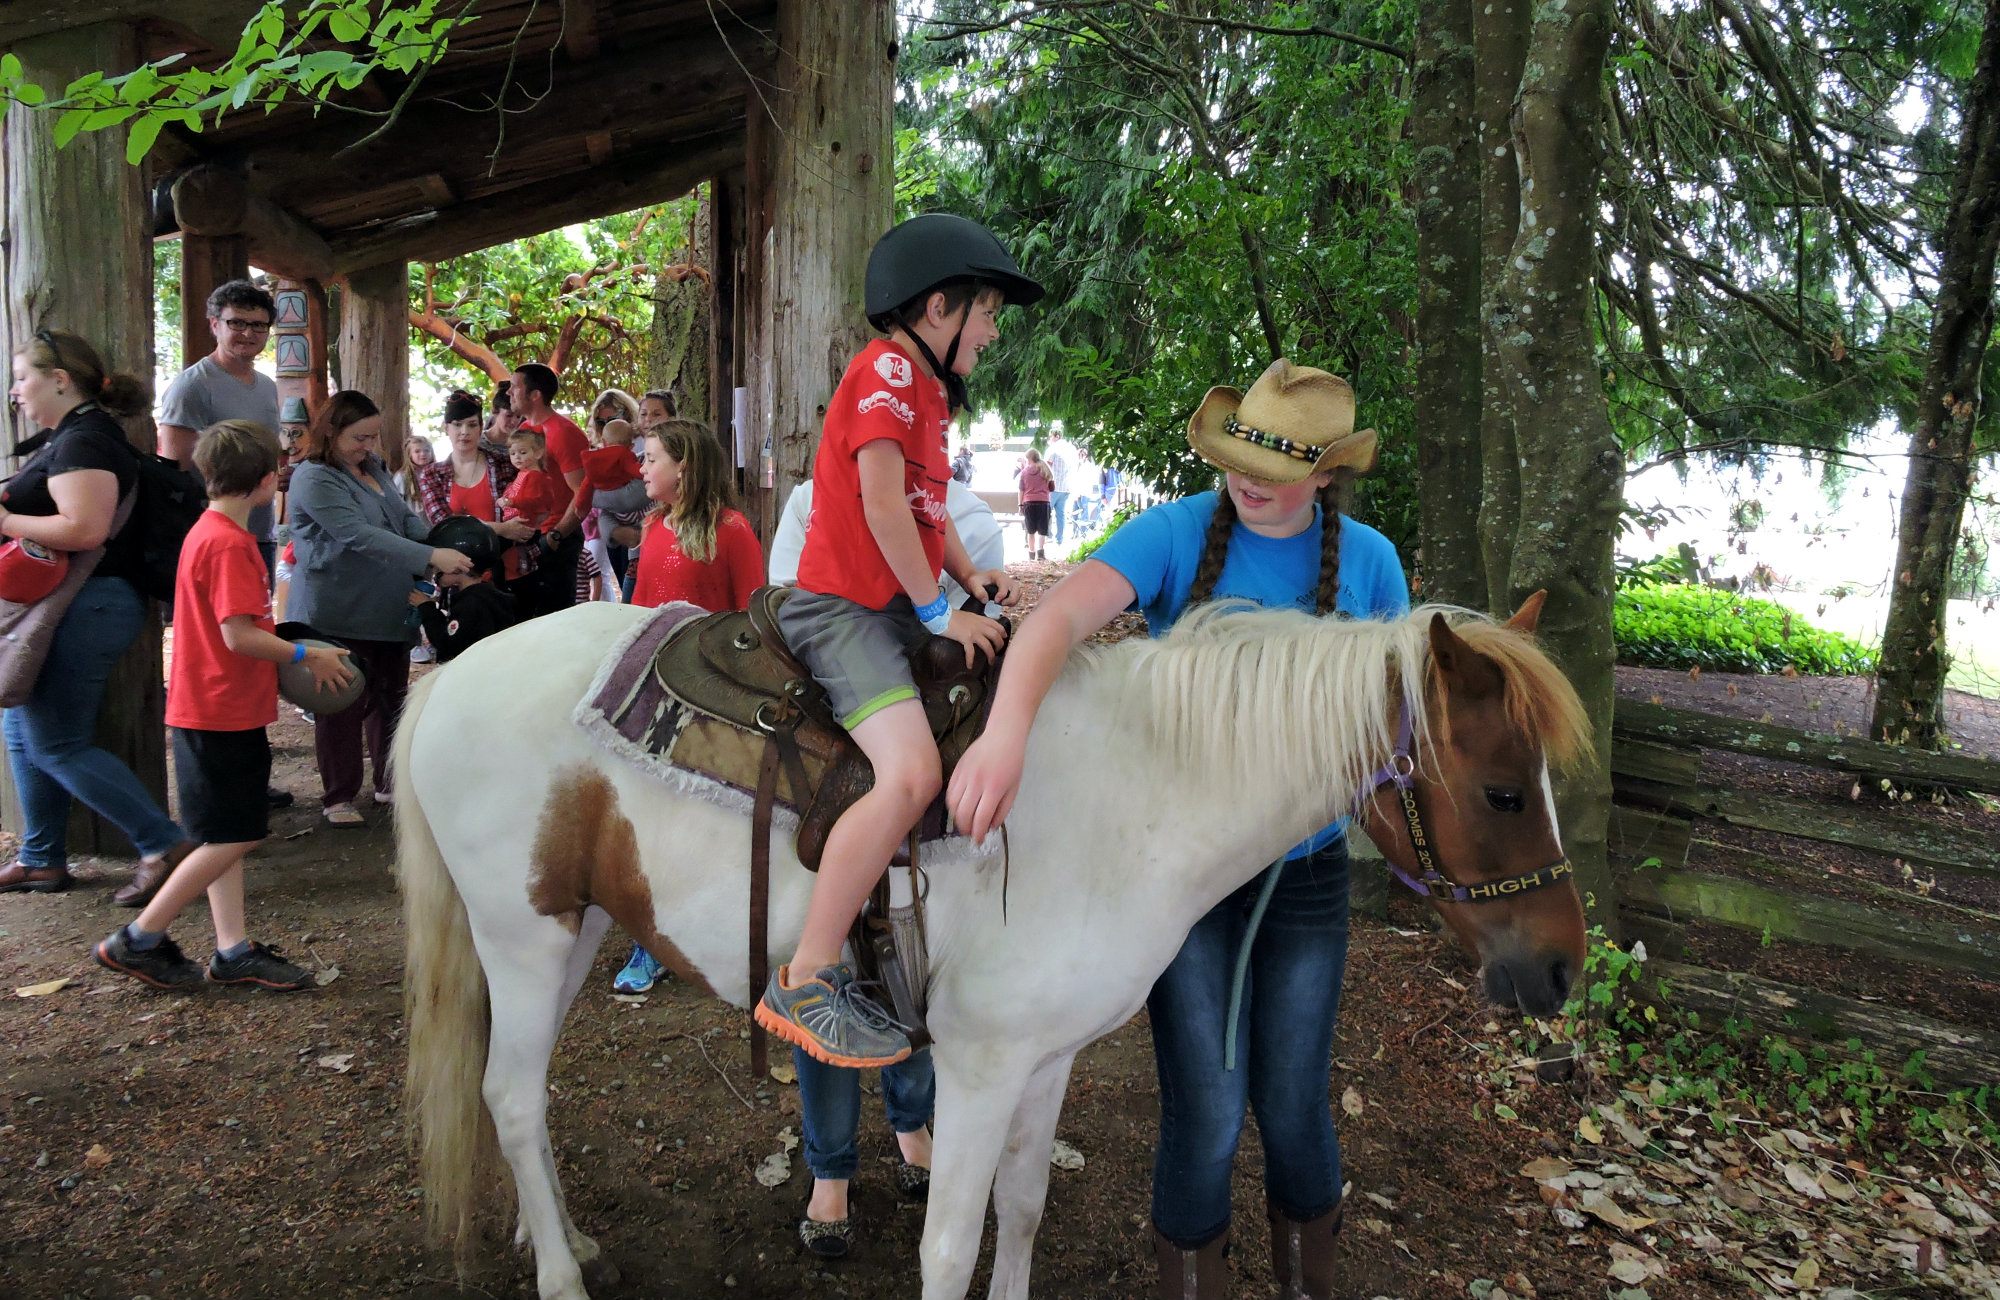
[1186,358,1377,483]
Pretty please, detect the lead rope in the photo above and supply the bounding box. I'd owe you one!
[1223,858,1285,1071]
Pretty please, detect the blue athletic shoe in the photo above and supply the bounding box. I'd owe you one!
[613,943,665,993]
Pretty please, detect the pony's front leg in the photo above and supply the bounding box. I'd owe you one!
[986,1054,1075,1300]
[922,1050,1034,1300]
[479,929,594,1300]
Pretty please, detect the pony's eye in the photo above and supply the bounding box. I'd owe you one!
[1484,787,1525,814]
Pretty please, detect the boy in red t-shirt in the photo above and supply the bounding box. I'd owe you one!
[94,420,352,993]
[755,215,1042,1069]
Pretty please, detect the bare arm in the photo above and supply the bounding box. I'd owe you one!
[219,615,353,690]
[0,468,120,551]
[157,422,199,467]
[946,559,1136,842]
[858,440,945,606]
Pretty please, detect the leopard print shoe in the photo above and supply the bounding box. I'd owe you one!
[797,1212,854,1259]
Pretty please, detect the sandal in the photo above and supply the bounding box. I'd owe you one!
[894,1161,930,1202]
[321,803,366,829]
[797,1212,854,1259]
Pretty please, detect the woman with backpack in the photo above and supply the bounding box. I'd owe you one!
[0,330,191,903]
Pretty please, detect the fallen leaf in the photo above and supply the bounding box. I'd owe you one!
[753,1150,791,1187]
[313,966,341,987]
[14,978,72,998]
[609,993,648,1005]
[1608,1258,1649,1285]
[1577,1190,1656,1232]
[1782,1162,1827,1200]
[1520,1157,1571,1181]
[315,1053,354,1073]
[768,1063,796,1085]
[1578,1114,1604,1144]
[82,1144,112,1169]
[1050,1139,1085,1172]
[1793,1258,1821,1289]
[1341,1086,1365,1118]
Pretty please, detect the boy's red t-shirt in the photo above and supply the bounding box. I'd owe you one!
[524,412,588,481]
[167,509,277,732]
[794,339,952,610]
[631,509,765,612]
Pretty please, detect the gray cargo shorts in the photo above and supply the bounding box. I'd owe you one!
[776,589,935,729]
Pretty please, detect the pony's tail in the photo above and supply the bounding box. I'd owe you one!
[392,669,499,1262]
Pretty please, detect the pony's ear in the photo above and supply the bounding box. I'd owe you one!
[1506,590,1548,635]
[1429,611,1504,700]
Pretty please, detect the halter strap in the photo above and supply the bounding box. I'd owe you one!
[1368,701,1573,906]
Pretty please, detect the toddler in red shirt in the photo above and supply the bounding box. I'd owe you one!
[94,419,352,994]
[498,430,563,580]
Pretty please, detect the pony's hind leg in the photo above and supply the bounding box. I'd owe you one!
[987,1055,1076,1300]
[478,925,596,1300]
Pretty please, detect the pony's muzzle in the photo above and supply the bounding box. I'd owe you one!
[1483,949,1573,1019]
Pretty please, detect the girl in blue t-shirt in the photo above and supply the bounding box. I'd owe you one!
[949,359,1409,1298]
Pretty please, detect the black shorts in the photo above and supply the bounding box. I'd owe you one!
[1021,500,1053,535]
[172,727,272,845]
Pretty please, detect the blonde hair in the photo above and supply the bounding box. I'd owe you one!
[590,387,641,433]
[507,429,546,467]
[647,419,735,565]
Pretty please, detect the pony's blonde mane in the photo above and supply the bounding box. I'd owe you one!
[1074,601,1592,800]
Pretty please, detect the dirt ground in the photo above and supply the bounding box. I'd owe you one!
[2,571,1980,1299]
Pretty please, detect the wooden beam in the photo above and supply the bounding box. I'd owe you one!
[1614,699,2000,796]
[338,262,410,461]
[235,31,771,211]
[585,130,613,167]
[170,166,335,282]
[0,0,259,50]
[1646,959,2000,1084]
[416,173,457,208]
[329,135,741,273]
[563,0,603,62]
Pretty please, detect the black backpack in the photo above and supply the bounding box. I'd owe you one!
[124,450,208,602]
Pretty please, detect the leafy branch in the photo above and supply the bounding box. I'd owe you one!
[0,0,476,164]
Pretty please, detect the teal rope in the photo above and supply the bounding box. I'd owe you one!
[1223,859,1285,1072]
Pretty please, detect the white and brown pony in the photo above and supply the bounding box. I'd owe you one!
[392,595,1591,1300]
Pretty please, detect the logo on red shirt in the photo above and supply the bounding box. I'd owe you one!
[875,351,915,388]
[857,390,915,426]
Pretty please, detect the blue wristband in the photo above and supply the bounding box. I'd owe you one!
[916,592,951,634]
[291,642,307,664]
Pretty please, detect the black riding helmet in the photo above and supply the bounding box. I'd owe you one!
[864,213,1044,412]
[425,515,502,575]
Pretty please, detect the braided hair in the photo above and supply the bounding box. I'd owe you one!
[1185,473,1350,616]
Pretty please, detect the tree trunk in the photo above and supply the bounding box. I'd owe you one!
[1473,0,1531,615]
[338,262,411,471]
[180,234,247,368]
[649,187,713,420]
[1487,0,1624,936]
[1870,0,2000,751]
[0,21,165,853]
[1413,0,1486,606]
[753,0,895,535]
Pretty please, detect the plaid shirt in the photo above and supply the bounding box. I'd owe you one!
[417,450,535,573]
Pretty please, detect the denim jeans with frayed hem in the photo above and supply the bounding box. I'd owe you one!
[795,1044,935,1182]
[3,576,184,868]
[1147,839,1351,1248]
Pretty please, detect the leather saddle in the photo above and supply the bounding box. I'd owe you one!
[651,584,999,869]
[645,585,1003,1070]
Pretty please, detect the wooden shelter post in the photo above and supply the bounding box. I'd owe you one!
[0,20,166,851]
[337,262,411,468]
[179,235,249,368]
[752,0,895,534]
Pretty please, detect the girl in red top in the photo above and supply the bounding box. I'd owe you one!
[611,417,765,994]
[629,418,764,614]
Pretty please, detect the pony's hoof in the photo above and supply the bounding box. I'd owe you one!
[581,1252,622,1290]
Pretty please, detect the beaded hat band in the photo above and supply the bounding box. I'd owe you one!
[1187,358,1377,484]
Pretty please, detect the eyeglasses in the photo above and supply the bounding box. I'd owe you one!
[216,318,273,334]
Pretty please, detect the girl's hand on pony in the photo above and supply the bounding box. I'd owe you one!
[947,723,1027,844]
[968,568,1020,606]
[943,607,1006,670]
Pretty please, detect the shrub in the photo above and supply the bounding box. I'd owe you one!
[1065,502,1139,564]
[1614,583,1878,675]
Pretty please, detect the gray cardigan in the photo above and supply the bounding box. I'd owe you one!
[287,456,436,642]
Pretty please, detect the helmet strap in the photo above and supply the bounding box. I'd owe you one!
[905,324,971,415]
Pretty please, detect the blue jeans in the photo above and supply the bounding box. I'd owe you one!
[795,1045,935,1181]
[1148,839,1351,1247]
[3,576,183,868]
[1050,491,1071,544]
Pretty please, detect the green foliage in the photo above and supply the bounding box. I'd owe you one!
[899,3,1419,555]
[0,2,472,164]
[1614,583,1878,675]
[1615,552,1693,590]
[1064,502,1138,564]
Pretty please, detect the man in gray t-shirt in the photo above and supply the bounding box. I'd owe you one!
[157,280,282,564]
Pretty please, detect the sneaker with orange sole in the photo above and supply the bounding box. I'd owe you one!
[754,963,911,1068]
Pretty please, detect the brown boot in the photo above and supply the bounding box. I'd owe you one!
[1268,1200,1343,1300]
[1152,1226,1227,1299]
[114,841,194,908]
[0,861,71,894]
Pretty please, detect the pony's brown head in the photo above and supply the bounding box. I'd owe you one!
[1360,593,1593,1017]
